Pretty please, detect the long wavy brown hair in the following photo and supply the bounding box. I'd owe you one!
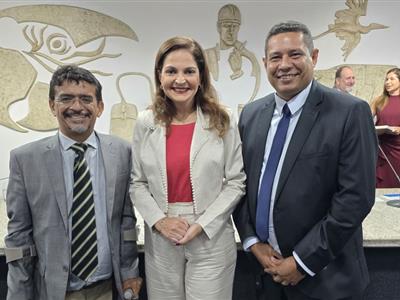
[153,36,229,137]
[370,67,400,115]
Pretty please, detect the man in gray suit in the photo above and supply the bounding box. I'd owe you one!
[5,65,141,299]
[234,21,377,299]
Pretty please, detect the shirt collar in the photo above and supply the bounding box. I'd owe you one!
[274,81,313,117]
[58,131,98,151]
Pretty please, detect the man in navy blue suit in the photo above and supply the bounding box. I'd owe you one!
[234,21,377,300]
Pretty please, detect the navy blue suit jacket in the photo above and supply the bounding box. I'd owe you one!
[234,81,378,299]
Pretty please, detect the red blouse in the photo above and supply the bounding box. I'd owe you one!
[166,123,195,202]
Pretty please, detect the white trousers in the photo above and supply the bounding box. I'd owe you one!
[145,203,237,300]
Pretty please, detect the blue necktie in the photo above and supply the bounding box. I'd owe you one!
[256,104,292,242]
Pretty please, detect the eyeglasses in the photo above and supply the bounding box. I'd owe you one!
[55,95,95,105]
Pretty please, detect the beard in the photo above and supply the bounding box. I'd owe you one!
[345,86,353,93]
[64,110,91,134]
[70,124,88,134]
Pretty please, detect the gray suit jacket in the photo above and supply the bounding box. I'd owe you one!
[234,81,378,299]
[5,133,139,300]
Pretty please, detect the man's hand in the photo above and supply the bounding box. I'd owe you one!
[265,256,305,286]
[122,277,143,299]
[154,217,189,243]
[250,242,283,270]
[177,223,203,245]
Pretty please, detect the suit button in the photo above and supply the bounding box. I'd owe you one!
[63,265,69,272]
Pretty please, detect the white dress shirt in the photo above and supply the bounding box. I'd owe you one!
[243,81,315,276]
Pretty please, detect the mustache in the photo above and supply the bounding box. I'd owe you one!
[63,110,91,118]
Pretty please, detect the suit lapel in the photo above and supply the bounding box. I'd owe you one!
[191,108,211,164]
[44,135,68,232]
[275,82,322,200]
[99,134,116,224]
[148,125,167,183]
[250,97,275,196]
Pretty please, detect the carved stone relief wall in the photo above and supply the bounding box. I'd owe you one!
[315,64,396,103]
[0,4,138,133]
[205,4,261,114]
[0,0,398,178]
[110,72,154,142]
[313,0,388,61]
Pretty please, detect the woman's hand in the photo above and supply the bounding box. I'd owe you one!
[389,126,400,135]
[375,125,400,135]
[177,223,203,245]
[155,217,189,243]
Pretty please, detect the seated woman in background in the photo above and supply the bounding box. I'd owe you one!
[130,36,246,299]
[370,67,400,188]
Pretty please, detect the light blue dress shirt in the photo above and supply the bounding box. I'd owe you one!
[58,131,113,290]
[243,81,315,276]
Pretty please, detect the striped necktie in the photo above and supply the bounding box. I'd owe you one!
[70,143,98,281]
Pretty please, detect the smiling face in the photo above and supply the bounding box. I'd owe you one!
[159,49,200,110]
[264,31,318,100]
[335,67,356,93]
[384,71,400,96]
[49,80,104,142]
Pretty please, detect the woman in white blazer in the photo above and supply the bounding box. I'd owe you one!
[130,36,246,300]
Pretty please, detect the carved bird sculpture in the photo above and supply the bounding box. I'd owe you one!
[0,4,138,132]
[313,0,388,61]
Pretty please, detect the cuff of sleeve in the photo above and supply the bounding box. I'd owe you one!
[243,236,260,252]
[293,251,315,277]
[148,212,167,230]
[120,257,140,281]
[196,219,212,240]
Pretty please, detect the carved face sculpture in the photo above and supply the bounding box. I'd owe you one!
[0,4,137,132]
[217,4,241,49]
[218,21,240,48]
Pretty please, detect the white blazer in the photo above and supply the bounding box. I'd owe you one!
[131,107,246,239]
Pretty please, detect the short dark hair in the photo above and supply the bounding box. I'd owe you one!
[49,65,103,101]
[335,65,352,79]
[265,21,314,55]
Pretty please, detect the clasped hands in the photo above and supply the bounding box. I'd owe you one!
[251,242,305,287]
[154,217,202,245]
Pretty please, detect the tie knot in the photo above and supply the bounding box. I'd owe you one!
[282,104,291,117]
[71,143,88,154]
